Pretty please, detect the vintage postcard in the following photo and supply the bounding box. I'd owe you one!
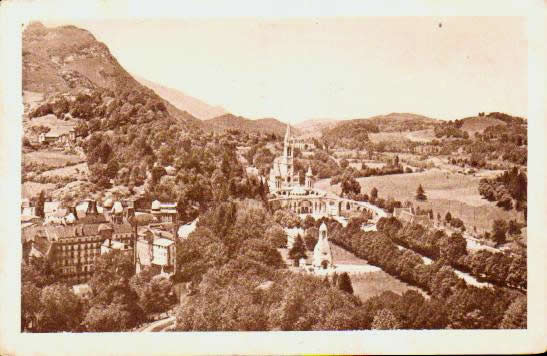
[0,0,545,355]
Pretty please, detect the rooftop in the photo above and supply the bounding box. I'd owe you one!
[154,238,175,247]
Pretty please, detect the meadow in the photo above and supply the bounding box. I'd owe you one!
[316,169,525,233]
[40,162,88,178]
[24,150,84,169]
[330,244,427,300]
[351,271,427,301]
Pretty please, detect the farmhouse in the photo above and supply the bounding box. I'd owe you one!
[38,128,75,144]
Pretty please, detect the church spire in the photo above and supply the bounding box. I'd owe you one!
[284,123,291,141]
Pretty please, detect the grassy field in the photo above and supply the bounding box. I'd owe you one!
[316,169,525,233]
[351,271,427,301]
[41,162,88,178]
[331,244,427,300]
[25,113,76,129]
[24,150,84,169]
[331,244,370,265]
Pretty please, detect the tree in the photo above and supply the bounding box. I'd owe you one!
[371,309,401,329]
[288,235,307,266]
[150,166,167,185]
[445,211,452,224]
[302,215,316,229]
[340,158,349,169]
[38,284,83,332]
[21,282,41,330]
[449,217,465,231]
[336,272,354,294]
[241,238,284,269]
[370,187,378,201]
[105,159,119,179]
[265,224,287,248]
[136,275,176,315]
[35,190,45,218]
[499,295,526,329]
[439,232,467,263]
[304,227,319,251]
[416,184,427,201]
[507,219,521,236]
[84,302,140,332]
[492,219,508,245]
[341,176,361,197]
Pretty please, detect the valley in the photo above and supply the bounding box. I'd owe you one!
[19,21,528,334]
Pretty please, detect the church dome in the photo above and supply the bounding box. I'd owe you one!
[151,200,161,210]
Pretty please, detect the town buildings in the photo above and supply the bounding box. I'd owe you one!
[135,232,176,275]
[22,199,136,284]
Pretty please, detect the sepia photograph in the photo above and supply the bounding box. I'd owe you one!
[1,0,545,355]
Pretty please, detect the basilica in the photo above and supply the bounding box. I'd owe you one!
[268,125,385,220]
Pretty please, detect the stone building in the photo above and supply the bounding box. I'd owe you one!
[312,223,333,269]
[268,124,385,220]
[23,200,135,284]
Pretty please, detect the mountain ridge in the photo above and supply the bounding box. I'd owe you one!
[22,21,202,130]
[134,76,227,120]
[206,113,301,136]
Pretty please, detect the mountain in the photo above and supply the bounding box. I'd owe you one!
[22,22,202,129]
[356,113,440,132]
[298,113,440,137]
[294,118,339,137]
[206,113,301,136]
[320,113,441,148]
[458,116,507,135]
[135,76,227,120]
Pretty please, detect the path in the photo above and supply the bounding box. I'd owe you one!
[363,223,493,289]
[139,316,176,332]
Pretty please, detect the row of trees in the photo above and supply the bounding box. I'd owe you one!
[377,216,526,290]
[326,219,526,329]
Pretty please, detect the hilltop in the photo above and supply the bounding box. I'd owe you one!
[295,118,339,137]
[363,113,440,132]
[319,113,440,148]
[206,113,300,136]
[23,22,202,130]
[458,116,508,135]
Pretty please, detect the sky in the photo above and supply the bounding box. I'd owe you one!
[44,17,528,123]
